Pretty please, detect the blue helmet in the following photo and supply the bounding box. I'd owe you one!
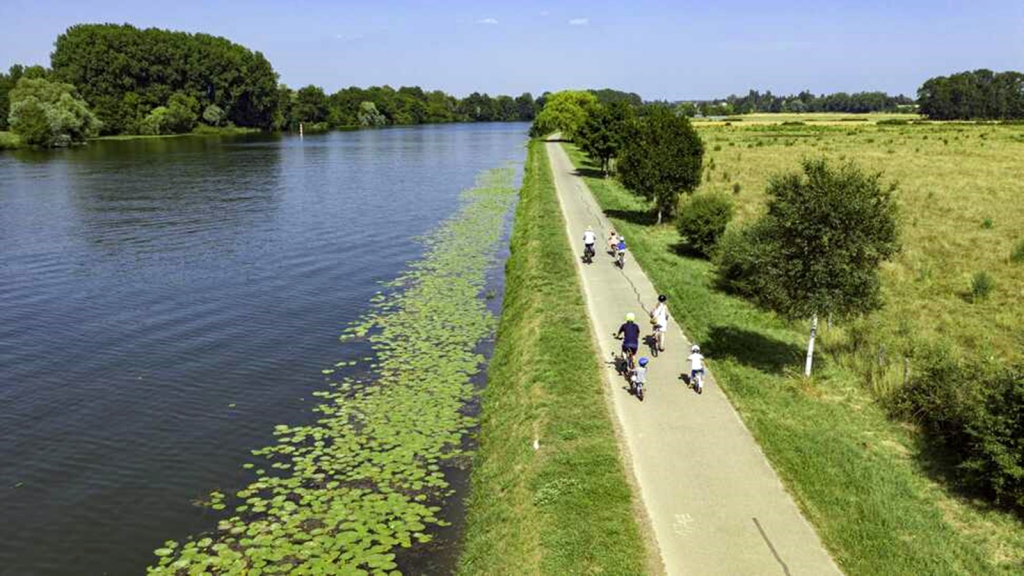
[638,357,649,367]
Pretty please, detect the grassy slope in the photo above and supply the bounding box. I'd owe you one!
[563,138,1024,575]
[458,140,650,575]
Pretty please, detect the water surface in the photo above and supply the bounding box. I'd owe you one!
[0,124,526,575]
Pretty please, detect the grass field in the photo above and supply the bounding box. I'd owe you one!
[562,117,1024,574]
[458,140,651,575]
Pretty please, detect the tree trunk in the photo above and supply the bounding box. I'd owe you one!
[804,314,818,377]
[657,208,663,225]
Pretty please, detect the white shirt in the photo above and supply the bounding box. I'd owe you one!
[652,303,668,328]
[583,230,597,244]
[688,353,704,371]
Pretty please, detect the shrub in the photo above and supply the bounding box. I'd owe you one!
[202,104,226,126]
[893,353,1024,509]
[8,78,100,146]
[981,218,993,229]
[1012,239,1024,264]
[677,192,734,257]
[877,119,909,126]
[732,182,741,195]
[970,271,994,302]
[714,223,771,298]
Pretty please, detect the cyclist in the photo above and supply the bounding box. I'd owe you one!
[615,235,627,267]
[582,226,597,262]
[649,295,669,353]
[687,344,705,394]
[616,312,641,370]
[607,229,620,254]
[631,356,649,397]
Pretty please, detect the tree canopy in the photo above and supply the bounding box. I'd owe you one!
[616,107,704,223]
[918,69,1024,120]
[8,77,100,146]
[575,101,634,174]
[529,90,598,139]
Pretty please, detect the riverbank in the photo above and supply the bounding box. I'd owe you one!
[458,140,651,574]
[562,142,1024,574]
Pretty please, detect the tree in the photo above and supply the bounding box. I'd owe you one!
[358,101,386,127]
[514,92,536,121]
[676,192,734,257]
[0,64,48,130]
[616,107,704,224]
[734,159,901,376]
[8,77,100,146]
[529,90,598,139]
[576,101,633,174]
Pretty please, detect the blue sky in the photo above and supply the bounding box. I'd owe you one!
[1,0,1022,100]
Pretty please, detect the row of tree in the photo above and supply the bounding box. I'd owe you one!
[677,89,915,116]
[917,69,1024,120]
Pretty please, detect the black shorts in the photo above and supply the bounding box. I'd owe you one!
[622,343,638,355]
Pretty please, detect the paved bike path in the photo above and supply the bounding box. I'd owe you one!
[545,140,841,575]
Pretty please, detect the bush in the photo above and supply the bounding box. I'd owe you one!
[8,78,100,146]
[202,104,226,126]
[676,192,734,257]
[713,223,774,299]
[877,119,909,126]
[970,271,994,302]
[893,352,1024,509]
[1012,239,1024,264]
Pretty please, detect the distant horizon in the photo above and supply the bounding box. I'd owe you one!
[2,0,1021,101]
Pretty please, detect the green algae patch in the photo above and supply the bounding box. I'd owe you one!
[148,169,517,575]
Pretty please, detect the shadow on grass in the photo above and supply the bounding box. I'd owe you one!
[704,324,804,375]
[669,241,708,260]
[572,166,607,179]
[605,208,658,226]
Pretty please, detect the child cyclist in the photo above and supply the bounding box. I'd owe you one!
[687,344,705,394]
[631,356,649,399]
[649,294,669,353]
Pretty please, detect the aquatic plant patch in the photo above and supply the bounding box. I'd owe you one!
[148,168,517,575]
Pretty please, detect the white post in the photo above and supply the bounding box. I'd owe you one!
[804,314,818,377]
[299,122,304,138]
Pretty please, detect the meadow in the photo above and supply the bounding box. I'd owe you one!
[562,114,1024,574]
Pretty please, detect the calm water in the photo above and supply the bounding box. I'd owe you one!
[0,124,527,575]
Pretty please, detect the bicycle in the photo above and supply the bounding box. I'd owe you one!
[582,243,595,264]
[690,369,704,395]
[616,248,626,269]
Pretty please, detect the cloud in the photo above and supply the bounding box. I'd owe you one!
[476,18,499,25]
[568,17,589,26]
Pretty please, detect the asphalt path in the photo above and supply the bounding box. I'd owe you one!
[545,139,842,575]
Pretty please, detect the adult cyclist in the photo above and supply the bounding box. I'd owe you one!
[616,312,641,370]
[582,226,597,263]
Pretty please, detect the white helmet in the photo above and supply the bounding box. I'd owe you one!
[691,344,700,353]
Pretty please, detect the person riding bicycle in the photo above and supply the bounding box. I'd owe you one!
[616,236,627,264]
[650,295,669,353]
[616,313,641,368]
[607,230,620,254]
[631,356,649,394]
[583,226,597,261]
[687,344,705,393]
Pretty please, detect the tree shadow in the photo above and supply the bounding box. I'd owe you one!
[668,240,707,259]
[703,325,804,375]
[605,208,658,226]
[572,166,607,179]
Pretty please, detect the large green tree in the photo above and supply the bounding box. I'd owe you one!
[51,23,280,133]
[616,107,704,224]
[734,158,901,375]
[576,101,634,174]
[8,77,100,146]
[529,90,598,139]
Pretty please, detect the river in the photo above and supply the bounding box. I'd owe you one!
[0,123,527,575]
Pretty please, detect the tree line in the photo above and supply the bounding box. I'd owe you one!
[917,69,1024,120]
[676,89,915,116]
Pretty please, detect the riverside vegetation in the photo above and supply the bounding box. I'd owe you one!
[560,114,1024,573]
[458,141,649,575]
[148,169,517,574]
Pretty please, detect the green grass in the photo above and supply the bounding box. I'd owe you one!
[0,131,22,149]
[458,140,651,575]
[92,125,260,140]
[563,141,1024,575]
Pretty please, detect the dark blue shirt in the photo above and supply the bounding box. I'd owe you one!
[617,322,640,346]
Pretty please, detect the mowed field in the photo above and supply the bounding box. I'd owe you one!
[693,114,1024,369]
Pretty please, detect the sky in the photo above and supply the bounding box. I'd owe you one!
[1,0,1022,100]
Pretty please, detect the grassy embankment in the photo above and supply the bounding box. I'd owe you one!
[459,140,651,575]
[0,131,22,149]
[562,116,1024,575]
